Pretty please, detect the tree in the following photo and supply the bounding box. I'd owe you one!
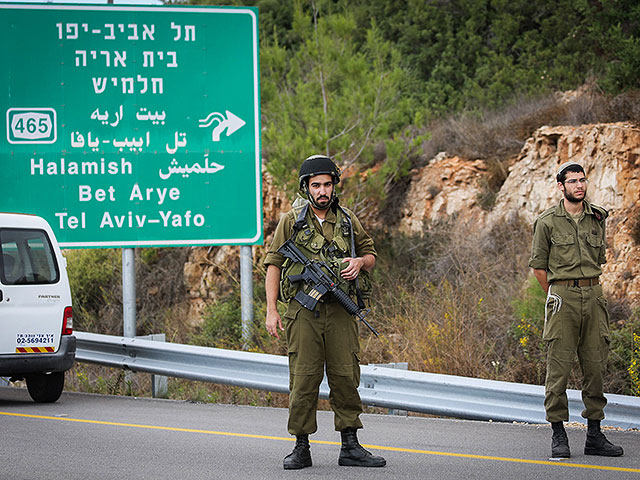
[261,1,417,208]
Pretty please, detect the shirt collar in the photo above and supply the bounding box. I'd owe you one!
[307,205,337,229]
[554,199,593,217]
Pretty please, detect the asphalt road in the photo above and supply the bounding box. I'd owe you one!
[1,386,638,479]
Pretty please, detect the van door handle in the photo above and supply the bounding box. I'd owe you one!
[0,290,3,302]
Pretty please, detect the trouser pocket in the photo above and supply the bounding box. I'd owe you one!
[594,294,610,362]
[543,288,564,340]
[596,295,610,340]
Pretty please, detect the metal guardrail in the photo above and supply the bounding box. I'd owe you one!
[74,331,640,429]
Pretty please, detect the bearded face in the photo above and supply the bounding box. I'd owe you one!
[559,171,587,204]
[307,174,334,210]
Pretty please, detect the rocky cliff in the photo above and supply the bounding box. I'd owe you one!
[182,122,640,324]
[399,123,640,302]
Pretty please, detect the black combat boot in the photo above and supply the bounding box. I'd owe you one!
[338,428,386,467]
[584,419,624,457]
[550,421,571,458]
[283,434,312,470]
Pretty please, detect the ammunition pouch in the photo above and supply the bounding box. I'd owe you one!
[278,203,371,304]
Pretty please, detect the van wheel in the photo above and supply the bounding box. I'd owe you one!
[26,372,65,403]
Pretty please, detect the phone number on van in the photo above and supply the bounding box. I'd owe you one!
[16,333,55,346]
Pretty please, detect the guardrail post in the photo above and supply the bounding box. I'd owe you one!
[369,362,409,416]
[136,333,168,398]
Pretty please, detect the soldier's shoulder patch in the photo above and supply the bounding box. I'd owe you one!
[591,204,609,221]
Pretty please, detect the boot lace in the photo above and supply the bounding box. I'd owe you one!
[293,442,309,454]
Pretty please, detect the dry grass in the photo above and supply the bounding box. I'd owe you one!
[360,215,532,381]
[360,217,639,394]
[422,86,640,165]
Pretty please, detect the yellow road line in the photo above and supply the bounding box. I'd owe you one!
[1,411,637,473]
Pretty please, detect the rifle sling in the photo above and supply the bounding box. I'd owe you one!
[337,206,366,310]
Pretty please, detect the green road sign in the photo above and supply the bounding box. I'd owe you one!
[1,4,262,247]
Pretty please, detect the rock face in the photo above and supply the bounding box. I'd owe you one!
[399,123,640,302]
[399,153,487,232]
[490,123,639,224]
[181,122,640,326]
[182,166,291,323]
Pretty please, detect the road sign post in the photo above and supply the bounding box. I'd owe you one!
[1,4,262,247]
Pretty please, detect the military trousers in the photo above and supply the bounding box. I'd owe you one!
[543,284,610,423]
[283,301,363,435]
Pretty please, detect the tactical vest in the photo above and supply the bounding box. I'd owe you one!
[279,202,372,305]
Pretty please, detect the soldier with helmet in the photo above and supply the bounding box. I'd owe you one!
[529,161,624,459]
[264,155,386,469]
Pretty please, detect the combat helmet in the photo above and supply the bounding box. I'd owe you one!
[298,155,341,209]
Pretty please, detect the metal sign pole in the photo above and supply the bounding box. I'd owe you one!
[122,247,136,391]
[122,248,136,338]
[240,245,253,345]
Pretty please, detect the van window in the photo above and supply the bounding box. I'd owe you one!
[0,228,59,285]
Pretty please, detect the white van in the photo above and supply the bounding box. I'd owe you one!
[0,213,75,402]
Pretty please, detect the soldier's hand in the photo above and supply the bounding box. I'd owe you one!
[341,257,364,281]
[266,310,284,338]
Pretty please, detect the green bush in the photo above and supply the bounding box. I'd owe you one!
[609,308,640,395]
[65,249,121,332]
[630,331,640,397]
[509,277,547,384]
[259,2,417,202]
[191,293,244,348]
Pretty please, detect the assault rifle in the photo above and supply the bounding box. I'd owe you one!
[278,239,379,336]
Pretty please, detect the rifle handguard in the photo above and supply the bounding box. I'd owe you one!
[330,287,360,316]
[331,288,379,337]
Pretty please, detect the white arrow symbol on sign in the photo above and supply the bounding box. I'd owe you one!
[198,110,246,142]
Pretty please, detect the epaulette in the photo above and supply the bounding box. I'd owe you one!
[539,206,556,219]
[339,205,354,218]
[591,204,609,221]
[291,195,309,212]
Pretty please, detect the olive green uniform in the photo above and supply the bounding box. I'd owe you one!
[529,200,610,423]
[265,203,376,435]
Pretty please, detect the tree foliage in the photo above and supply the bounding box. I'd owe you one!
[189,0,640,201]
[260,2,417,206]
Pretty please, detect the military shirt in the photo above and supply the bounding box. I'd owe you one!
[528,200,607,283]
[264,203,376,269]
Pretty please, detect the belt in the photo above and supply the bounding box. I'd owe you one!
[555,277,599,287]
